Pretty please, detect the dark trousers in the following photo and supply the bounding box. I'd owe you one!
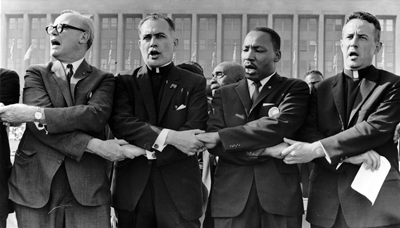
[311,206,400,228]
[214,180,302,228]
[0,215,7,228]
[116,164,200,228]
[14,164,110,228]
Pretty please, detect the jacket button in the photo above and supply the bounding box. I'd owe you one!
[154,144,159,149]
[57,159,63,164]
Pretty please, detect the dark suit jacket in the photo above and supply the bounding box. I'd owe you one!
[109,64,208,221]
[0,68,19,216]
[207,74,309,217]
[8,60,114,208]
[300,66,400,227]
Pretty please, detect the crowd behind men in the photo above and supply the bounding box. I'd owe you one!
[0,9,400,228]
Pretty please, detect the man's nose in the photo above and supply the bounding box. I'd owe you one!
[150,36,158,47]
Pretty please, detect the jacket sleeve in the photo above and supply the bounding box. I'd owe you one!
[22,66,114,162]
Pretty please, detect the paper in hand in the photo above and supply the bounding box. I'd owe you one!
[351,156,391,205]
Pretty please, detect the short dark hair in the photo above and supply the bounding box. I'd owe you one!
[345,11,381,42]
[250,27,281,52]
[138,13,175,34]
[177,61,204,76]
[304,70,323,79]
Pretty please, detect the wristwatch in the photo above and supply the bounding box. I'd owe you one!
[34,107,43,122]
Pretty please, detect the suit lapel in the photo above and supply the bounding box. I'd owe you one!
[235,80,251,116]
[51,61,73,106]
[137,67,157,123]
[250,73,281,113]
[70,60,91,103]
[348,66,378,125]
[158,66,179,123]
[332,73,346,128]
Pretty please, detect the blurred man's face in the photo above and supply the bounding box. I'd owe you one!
[304,73,323,90]
[341,18,381,70]
[139,19,178,68]
[210,64,238,91]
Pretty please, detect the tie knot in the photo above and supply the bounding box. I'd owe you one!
[253,81,261,89]
[67,64,73,72]
[66,64,74,79]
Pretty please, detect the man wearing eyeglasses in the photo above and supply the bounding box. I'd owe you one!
[210,61,245,97]
[0,10,141,228]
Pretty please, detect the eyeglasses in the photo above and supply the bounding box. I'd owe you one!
[45,23,86,35]
[212,72,225,79]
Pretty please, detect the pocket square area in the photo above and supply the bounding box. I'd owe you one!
[175,104,186,110]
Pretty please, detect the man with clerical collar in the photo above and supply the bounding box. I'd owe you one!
[0,10,142,227]
[280,11,400,228]
[109,13,208,228]
[196,27,309,228]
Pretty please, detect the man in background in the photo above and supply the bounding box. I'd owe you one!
[303,69,324,92]
[210,61,245,96]
[0,68,19,228]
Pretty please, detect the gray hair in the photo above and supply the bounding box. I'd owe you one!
[61,10,95,49]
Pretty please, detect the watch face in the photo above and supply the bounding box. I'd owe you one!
[35,111,42,120]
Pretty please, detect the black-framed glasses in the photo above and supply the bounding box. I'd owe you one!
[45,23,86,35]
[212,72,225,79]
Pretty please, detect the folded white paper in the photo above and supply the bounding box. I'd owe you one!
[351,156,391,205]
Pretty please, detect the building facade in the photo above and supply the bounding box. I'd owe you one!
[1,0,399,83]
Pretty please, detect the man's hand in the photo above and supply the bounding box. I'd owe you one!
[166,129,206,156]
[393,123,400,143]
[196,132,220,149]
[259,142,289,159]
[121,144,146,159]
[0,103,37,124]
[281,138,324,164]
[87,138,129,161]
[343,150,381,171]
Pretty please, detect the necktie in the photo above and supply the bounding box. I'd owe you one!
[251,81,261,105]
[66,64,74,82]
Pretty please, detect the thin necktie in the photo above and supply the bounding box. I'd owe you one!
[251,81,261,105]
[66,64,74,82]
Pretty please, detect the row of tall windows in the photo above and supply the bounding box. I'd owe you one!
[5,14,396,78]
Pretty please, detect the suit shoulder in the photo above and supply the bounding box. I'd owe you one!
[278,75,309,89]
[378,69,400,83]
[176,67,205,82]
[0,68,19,79]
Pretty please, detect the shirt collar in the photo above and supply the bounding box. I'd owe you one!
[61,58,84,76]
[247,71,276,90]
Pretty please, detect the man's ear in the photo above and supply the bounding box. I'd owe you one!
[173,38,179,50]
[274,50,281,62]
[375,41,382,54]
[79,31,90,44]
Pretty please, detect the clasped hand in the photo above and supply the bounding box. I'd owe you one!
[281,138,381,171]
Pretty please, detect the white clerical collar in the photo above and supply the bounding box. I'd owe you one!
[147,61,172,73]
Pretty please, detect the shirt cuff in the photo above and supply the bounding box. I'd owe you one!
[152,129,169,152]
[318,141,342,169]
